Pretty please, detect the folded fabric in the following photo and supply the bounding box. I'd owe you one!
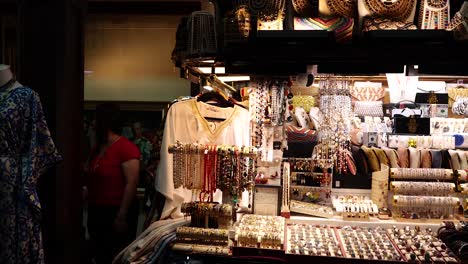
[286,126,317,143]
[430,150,443,168]
[409,147,421,168]
[113,218,189,264]
[361,146,380,172]
[346,150,357,176]
[352,144,369,176]
[148,233,177,264]
[458,151,468,170]
[382,148,399,168]
[448,149,461,170]
[431,150,442,169]
[294,16,354,42]
[420,149,433,168]
[372,147,389,167]
[397,147,410,168]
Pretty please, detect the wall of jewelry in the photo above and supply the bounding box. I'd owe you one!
[169,142,258,222]
[390,168,460,219]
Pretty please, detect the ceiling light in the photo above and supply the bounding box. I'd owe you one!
[197,67,226,74]
[201,59,215,63]
[203,85,213,91]
[217,76,250,82]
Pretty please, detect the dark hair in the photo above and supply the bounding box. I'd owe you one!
[94,103,122,148]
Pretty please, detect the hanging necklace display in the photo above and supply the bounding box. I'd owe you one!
[169,143,257,204]
[270,81,284,126]
[418,0,450,29]
[250,81,269,148]
[363,0,416,22]
[257,0,286,30]
[312,76,352,175]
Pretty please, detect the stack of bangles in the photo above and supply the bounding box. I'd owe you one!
[393,196,459,207]
[176,227,229,244]
[390,168,453,181]
[181,202,232,217]
[391,182,456,196]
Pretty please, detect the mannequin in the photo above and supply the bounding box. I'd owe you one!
[0,64,21,89]
[0,64,13,86]
[0,64,62,264]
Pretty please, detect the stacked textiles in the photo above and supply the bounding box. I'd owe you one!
[293,16,354,42]
[113,218,190,264]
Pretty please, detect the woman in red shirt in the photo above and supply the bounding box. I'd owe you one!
[86,103,141,264]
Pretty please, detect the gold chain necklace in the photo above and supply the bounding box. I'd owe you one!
[327,0,356,18]
[364,0,416,21]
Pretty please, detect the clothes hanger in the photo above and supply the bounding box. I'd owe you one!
[196,87,233,122]
[197,90,234,107]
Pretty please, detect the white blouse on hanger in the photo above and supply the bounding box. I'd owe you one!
[157,99,250,219]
